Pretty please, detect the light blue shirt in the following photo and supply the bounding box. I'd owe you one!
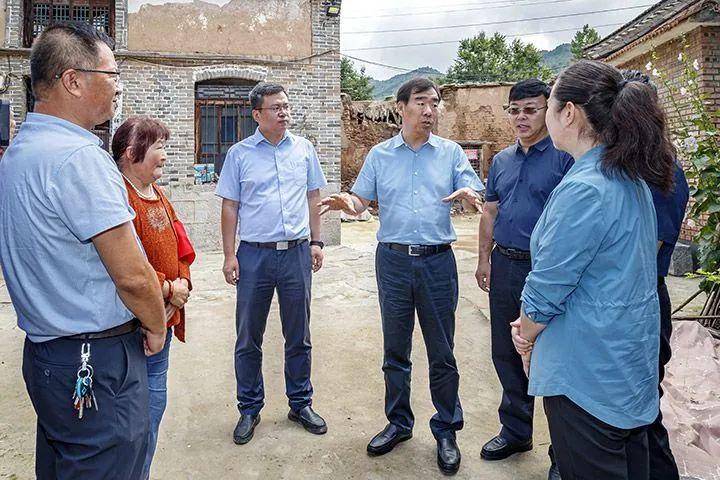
[215,128,327,242]
[521,145,660,429]
[351,133,484,244]
[0,113,136,343]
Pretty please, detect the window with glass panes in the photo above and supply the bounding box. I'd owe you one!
[194,81,257,182]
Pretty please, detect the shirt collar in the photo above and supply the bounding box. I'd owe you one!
[250,127,291,146]
[24,112,103,146]
[391,131,439,150]
[514,134,552,155]
[567,144,605,176]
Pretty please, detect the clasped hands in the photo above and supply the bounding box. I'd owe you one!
[510,318,534,377]
[166,278,189,321]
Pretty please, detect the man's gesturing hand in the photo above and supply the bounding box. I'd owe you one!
[318,192,357,216]
[442,187,483,211]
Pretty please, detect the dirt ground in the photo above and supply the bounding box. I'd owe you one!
[0,215,706,480]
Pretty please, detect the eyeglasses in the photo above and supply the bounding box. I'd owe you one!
[506,106,547,116]
[255,104,292,114]
[54,68,121,82]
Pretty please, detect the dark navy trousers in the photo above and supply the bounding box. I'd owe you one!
[489,248,534,442]
[234,241,313,415]
[22,329,149,480]
[375,243,464,440]
[648,281,680,479]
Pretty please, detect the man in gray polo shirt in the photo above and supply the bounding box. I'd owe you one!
[0,22,165,479]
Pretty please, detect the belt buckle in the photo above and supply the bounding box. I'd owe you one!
[276,241,289,250]
[408,244,422,256]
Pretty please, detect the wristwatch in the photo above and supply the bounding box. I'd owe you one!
[310,240,324,249]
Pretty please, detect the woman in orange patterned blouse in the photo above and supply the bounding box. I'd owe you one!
[112,116,192,480]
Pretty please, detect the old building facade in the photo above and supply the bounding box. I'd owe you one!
[0,0,342,248]
[586,0,720,244]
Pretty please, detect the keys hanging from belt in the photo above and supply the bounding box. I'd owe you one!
[72,342,98,419]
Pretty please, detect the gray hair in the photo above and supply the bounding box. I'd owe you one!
[249,83,288,110]
[30,21,114,100]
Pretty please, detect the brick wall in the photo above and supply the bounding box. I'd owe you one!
[615,25,719,243]
[1,0,342,249]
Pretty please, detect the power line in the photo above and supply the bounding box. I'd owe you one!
[343,0,544,15]
[344,0,576,19]
[342,22,625,52]
[342,4,651,35]
[341,53,414,72]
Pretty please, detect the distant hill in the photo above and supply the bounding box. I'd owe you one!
[371,67,443,100]
[367,46,570,99]
[541,43,572,74]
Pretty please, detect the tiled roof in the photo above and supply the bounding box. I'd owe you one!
[585,0,714,60]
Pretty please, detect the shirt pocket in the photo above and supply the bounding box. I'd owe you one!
[294,159,308,187]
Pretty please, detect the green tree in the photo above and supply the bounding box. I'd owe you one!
[340,57,374,101]
[571,25,601,60]
[444,32,553,84]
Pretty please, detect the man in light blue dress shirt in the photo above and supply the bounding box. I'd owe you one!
[319,78,484,475]
[216,83,328,445]
[0,23,166,479]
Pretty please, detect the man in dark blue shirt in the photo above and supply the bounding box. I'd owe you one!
[475,79,573,471]
[623,69,691,480]
[648,162,689,480]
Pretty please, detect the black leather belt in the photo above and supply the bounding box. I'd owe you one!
[241,238,308,250]
[66,318,140,340]
[496,244,531,261]
[384,243,452,257]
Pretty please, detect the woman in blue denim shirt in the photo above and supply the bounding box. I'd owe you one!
[511,60,677,479]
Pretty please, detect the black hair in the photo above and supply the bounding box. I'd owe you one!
[30,21,114,100]
[553,60,675,193]
[396,78,441,104]
[620,69,658,94]
[249,83,288,110]
[509,79,551,102]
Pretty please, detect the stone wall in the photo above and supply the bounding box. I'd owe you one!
[0,0,341,249]
[612,25,719,243]
[0,0,6,47]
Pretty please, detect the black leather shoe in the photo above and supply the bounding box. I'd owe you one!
[288,406,328,435]
[366,424,413,456]
[233,414,260,445]
[548,463,562,480]
[480,435,533,460]
[437,437,461,476]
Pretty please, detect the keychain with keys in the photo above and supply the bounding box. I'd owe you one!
[72,342,98,419]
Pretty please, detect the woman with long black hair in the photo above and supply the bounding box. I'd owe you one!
[512,60,676,479]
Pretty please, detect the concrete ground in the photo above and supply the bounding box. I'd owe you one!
[0,215,705,480]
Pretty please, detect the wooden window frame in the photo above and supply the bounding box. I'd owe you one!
[23,0,115,48]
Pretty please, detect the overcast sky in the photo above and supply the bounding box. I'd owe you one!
[341,0,653,80]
